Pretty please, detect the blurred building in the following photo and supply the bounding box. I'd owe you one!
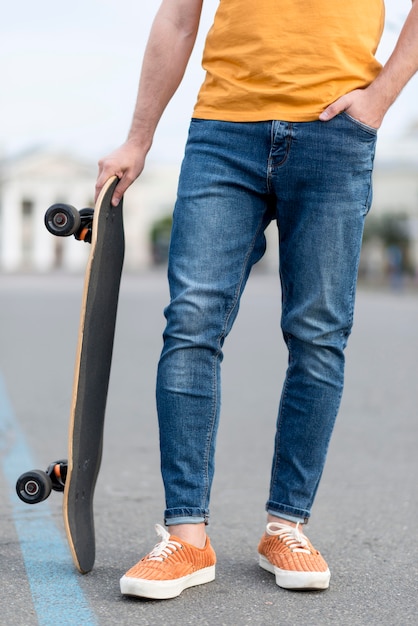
[0,149,179,272]
[361,132,418,281]
[0,136,418,276]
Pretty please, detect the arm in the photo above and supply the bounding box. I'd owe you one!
[96,0,203,205]
[320,0,418,127]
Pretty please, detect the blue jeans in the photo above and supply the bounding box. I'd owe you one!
[156,115,377,525]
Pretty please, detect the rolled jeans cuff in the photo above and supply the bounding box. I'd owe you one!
[165,508,209,526]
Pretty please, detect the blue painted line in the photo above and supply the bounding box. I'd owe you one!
[0,374,98,626]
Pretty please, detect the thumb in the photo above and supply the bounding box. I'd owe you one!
[319,96,348,122]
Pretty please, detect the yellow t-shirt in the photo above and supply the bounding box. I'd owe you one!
[193,0,385,122]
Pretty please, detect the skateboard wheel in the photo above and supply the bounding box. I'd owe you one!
[45,203,81,237]
[16,470,52,504]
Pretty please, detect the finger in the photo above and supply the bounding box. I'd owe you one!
[95,161,125,204]
[319,97,347,122]
[95,176,123,206]
[319,104,339,122]
[108,171,136,207]
[95,162,113,202]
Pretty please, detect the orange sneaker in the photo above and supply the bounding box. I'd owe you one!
[120,524,216,599]
[258,522,330,590]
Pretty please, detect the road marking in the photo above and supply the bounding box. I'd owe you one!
[0,374,98,626]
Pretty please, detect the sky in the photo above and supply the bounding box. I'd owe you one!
[1,0,416,167]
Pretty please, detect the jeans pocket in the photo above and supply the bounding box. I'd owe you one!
[340,112,378,136]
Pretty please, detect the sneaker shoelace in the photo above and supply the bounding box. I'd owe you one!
[145,524,183,562]
[266,522,311,554]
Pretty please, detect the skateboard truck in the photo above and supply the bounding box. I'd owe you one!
[44,204,95,243]
[16,460,68,504]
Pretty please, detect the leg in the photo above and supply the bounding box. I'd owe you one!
[257,115,376,592]
[121,120,277,599]
[156,120,274,536]
[267,114,377,521]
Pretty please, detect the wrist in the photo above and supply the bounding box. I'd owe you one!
[125,133,153,155]
[126,118,155,152]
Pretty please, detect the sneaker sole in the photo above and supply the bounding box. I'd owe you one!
[259,555,330,590]
[120,565,216,599]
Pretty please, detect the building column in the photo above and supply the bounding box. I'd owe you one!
[0,184,23,271]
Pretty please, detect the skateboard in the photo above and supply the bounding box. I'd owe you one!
[16,176,124,574]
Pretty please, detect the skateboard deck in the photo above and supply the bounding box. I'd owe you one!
[16,176,124,573]
[64,175,124,573]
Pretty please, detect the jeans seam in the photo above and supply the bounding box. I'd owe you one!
[201,353,218,512]
[363,167,375,216]
[271,331,292,497]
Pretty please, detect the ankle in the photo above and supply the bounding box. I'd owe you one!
[266,514,302,530]
[167,523,207,549]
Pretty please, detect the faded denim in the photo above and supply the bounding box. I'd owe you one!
[156,115,377,525]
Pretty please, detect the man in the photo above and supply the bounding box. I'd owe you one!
[96,0,418,600]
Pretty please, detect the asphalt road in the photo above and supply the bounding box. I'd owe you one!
[0,271,417,626]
